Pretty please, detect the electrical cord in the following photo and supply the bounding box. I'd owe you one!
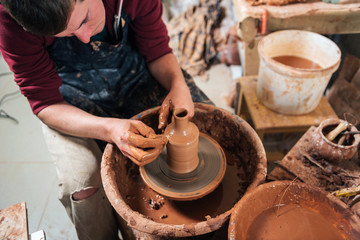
[0,72,20,124]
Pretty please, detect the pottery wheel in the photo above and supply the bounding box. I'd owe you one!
[139,133,227,201]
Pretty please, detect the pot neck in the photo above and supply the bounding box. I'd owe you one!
[173,108,189,131]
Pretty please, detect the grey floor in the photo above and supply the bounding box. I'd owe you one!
[0,54,239,239]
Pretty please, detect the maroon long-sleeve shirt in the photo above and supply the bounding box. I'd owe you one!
[0,0,172,114]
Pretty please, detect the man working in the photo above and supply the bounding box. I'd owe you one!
[0,0,211,239]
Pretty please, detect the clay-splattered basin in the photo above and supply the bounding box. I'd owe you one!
[311,118,360,163]
[101,103,267,239]
[228,181,360,240]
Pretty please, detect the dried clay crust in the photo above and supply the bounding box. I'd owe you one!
[247,0,307,6]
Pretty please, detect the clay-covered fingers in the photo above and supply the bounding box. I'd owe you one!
[130,121,156,137]
[127,145,163,166]
[158,100,171,130]
[127,131,165,148]
[125,121,166,166]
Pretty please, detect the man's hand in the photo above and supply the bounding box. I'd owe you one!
[158,83,194,130]
[111,120,166,166]
[147,53,195,130]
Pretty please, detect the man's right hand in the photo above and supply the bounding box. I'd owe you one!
[109,120,166,166]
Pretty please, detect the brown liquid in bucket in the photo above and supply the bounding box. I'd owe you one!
[101,103,267,239]
[247,205,343,240]
[228,181,360,240]
[272,55,322,69]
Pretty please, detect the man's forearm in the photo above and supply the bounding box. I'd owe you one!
[37,101,111,142]
[37,101,166,166]
[148,53,186,90]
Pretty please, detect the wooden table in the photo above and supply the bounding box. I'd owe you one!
[232,0,360,75]
[268,126,360,217]
[0,202,28,240]
[236,76,338,160]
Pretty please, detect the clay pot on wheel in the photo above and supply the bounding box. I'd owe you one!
[164,108,199,174]
[310,118,360,163]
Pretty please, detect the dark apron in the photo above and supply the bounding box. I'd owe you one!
[48,10,211,148]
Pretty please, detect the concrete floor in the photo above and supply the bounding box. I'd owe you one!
[0,54,239,239]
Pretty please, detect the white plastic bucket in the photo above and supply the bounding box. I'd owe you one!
[257,30,341,115]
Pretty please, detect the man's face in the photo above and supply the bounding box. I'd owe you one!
[55,0,105,43]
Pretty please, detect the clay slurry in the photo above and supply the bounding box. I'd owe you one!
[246,204,344,240]
[272,55,322,69]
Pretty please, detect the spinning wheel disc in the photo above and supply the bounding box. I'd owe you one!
[139,133,227,201]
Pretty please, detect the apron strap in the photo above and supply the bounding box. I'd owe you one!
[113,0,124,42]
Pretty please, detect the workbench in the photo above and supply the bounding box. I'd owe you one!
[268,126,360,217]
[232,0,360,75]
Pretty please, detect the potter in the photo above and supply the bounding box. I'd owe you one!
[0,0,212,239]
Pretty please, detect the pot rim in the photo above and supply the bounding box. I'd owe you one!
[258,30,341,78]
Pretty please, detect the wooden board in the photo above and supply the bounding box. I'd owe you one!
[232,0,360,76]
[233,0,360,33]
[351,68,360,90]
[338,54,360,82]
[326,78,360,120]
[238,76,338,133]
[269,127,360,200]
[0,202,28,240]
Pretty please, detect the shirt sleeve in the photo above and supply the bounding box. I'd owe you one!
[123,0,172,63]
[0,6,64,115]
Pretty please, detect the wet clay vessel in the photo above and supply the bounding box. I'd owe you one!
[229,181,360,240]
[139,108,227,201]
[164,108,200,174]
[310,118,360,163]
[100,103,267,239]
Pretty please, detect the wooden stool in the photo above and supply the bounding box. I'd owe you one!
[236,76,338,160]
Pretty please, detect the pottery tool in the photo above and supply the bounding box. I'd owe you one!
[340,131,360,136]
[332,186,360,198]
[325,120,349,142]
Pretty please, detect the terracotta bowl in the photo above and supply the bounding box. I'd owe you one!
[228,181,360,240]
[311,118,360,163]
[101,103,267,238]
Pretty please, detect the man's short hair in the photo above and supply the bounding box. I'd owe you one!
[1,0,81,36]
